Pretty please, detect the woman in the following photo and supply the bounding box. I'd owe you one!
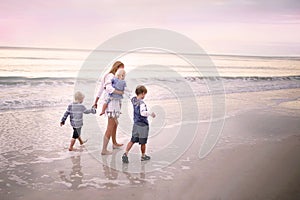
[94,61,124,155]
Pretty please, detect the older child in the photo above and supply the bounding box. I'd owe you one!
[60,91,96,151]
[122,85,156,163]
[100,68,129,116]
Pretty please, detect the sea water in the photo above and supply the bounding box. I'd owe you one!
[0,47,300,112]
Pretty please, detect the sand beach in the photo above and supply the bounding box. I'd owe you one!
[1,88,300,200]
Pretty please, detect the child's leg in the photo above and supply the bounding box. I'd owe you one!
[78,137,88,145]
[69,138,76,151]
[122,141,134,163]
[100,103,108,116]
[69,128,80,151]
[141,144,146,157]
[140,143,150,161]
[125,141,134,155]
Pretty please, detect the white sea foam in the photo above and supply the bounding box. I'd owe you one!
[0,75,299,111]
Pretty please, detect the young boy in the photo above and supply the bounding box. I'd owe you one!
[122,85,156,163]
[100,68,130,116]
[60,91,96,151]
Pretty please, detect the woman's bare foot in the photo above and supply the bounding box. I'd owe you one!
[113,143,123,147]
[101,150,113,155]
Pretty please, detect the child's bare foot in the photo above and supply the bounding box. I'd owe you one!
[68,148,74,151]
[101,150,113,155]
[99,112,105,116]
[80,139,88,145]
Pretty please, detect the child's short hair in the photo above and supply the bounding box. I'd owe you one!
[74,91,85,103]
[115,68,126,78]
[135,85,147,95]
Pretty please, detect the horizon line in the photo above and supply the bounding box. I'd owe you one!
[0,45,299,59]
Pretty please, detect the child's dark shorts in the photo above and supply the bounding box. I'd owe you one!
[130,123,149,145]
[72,127,82,139]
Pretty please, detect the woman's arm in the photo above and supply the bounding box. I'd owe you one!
[104,73,124,95]
[93,97,100,108]
[93,74,107,108]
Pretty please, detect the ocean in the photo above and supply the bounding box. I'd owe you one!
[1,46,300,112]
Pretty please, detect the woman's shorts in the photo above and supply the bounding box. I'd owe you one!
[131,123,149,144]
[106,99,121,118]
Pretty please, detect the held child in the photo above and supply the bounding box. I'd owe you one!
[100,68,130,116]
[122,85,156,163]
[60,91,96,151]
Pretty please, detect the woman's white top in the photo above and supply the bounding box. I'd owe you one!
[97,73,115,98]
[97,73,120,118]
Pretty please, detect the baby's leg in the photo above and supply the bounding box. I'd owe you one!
[100,97,112,116]
[100,103,108,116]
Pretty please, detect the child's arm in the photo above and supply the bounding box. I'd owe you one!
[83,105,97,114]
[140,103,156,118]
[60,105,71,126]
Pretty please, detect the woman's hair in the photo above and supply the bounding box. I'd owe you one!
[74,91,85,103]
[109,61,124,74]
[135,85,147,95]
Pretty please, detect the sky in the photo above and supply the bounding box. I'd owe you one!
[1,0,300,55]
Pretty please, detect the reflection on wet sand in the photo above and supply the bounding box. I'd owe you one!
[59,155,83,190]
[57,149,155,190]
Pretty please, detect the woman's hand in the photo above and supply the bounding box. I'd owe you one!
[93,97,99,109]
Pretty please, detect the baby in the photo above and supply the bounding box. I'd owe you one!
[100,68,130,116]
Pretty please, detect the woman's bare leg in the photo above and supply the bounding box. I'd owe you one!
[101,118,114,155]
[111,118,123,147]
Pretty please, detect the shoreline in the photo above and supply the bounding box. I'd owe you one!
[1,87,299,115]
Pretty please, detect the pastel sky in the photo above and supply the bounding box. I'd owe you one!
[1,0,300,55]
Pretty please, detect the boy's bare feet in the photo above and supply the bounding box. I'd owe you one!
[68,148,73,151]
[101,150,113,155]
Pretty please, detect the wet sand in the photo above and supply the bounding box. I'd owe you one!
[1,88,300,199]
